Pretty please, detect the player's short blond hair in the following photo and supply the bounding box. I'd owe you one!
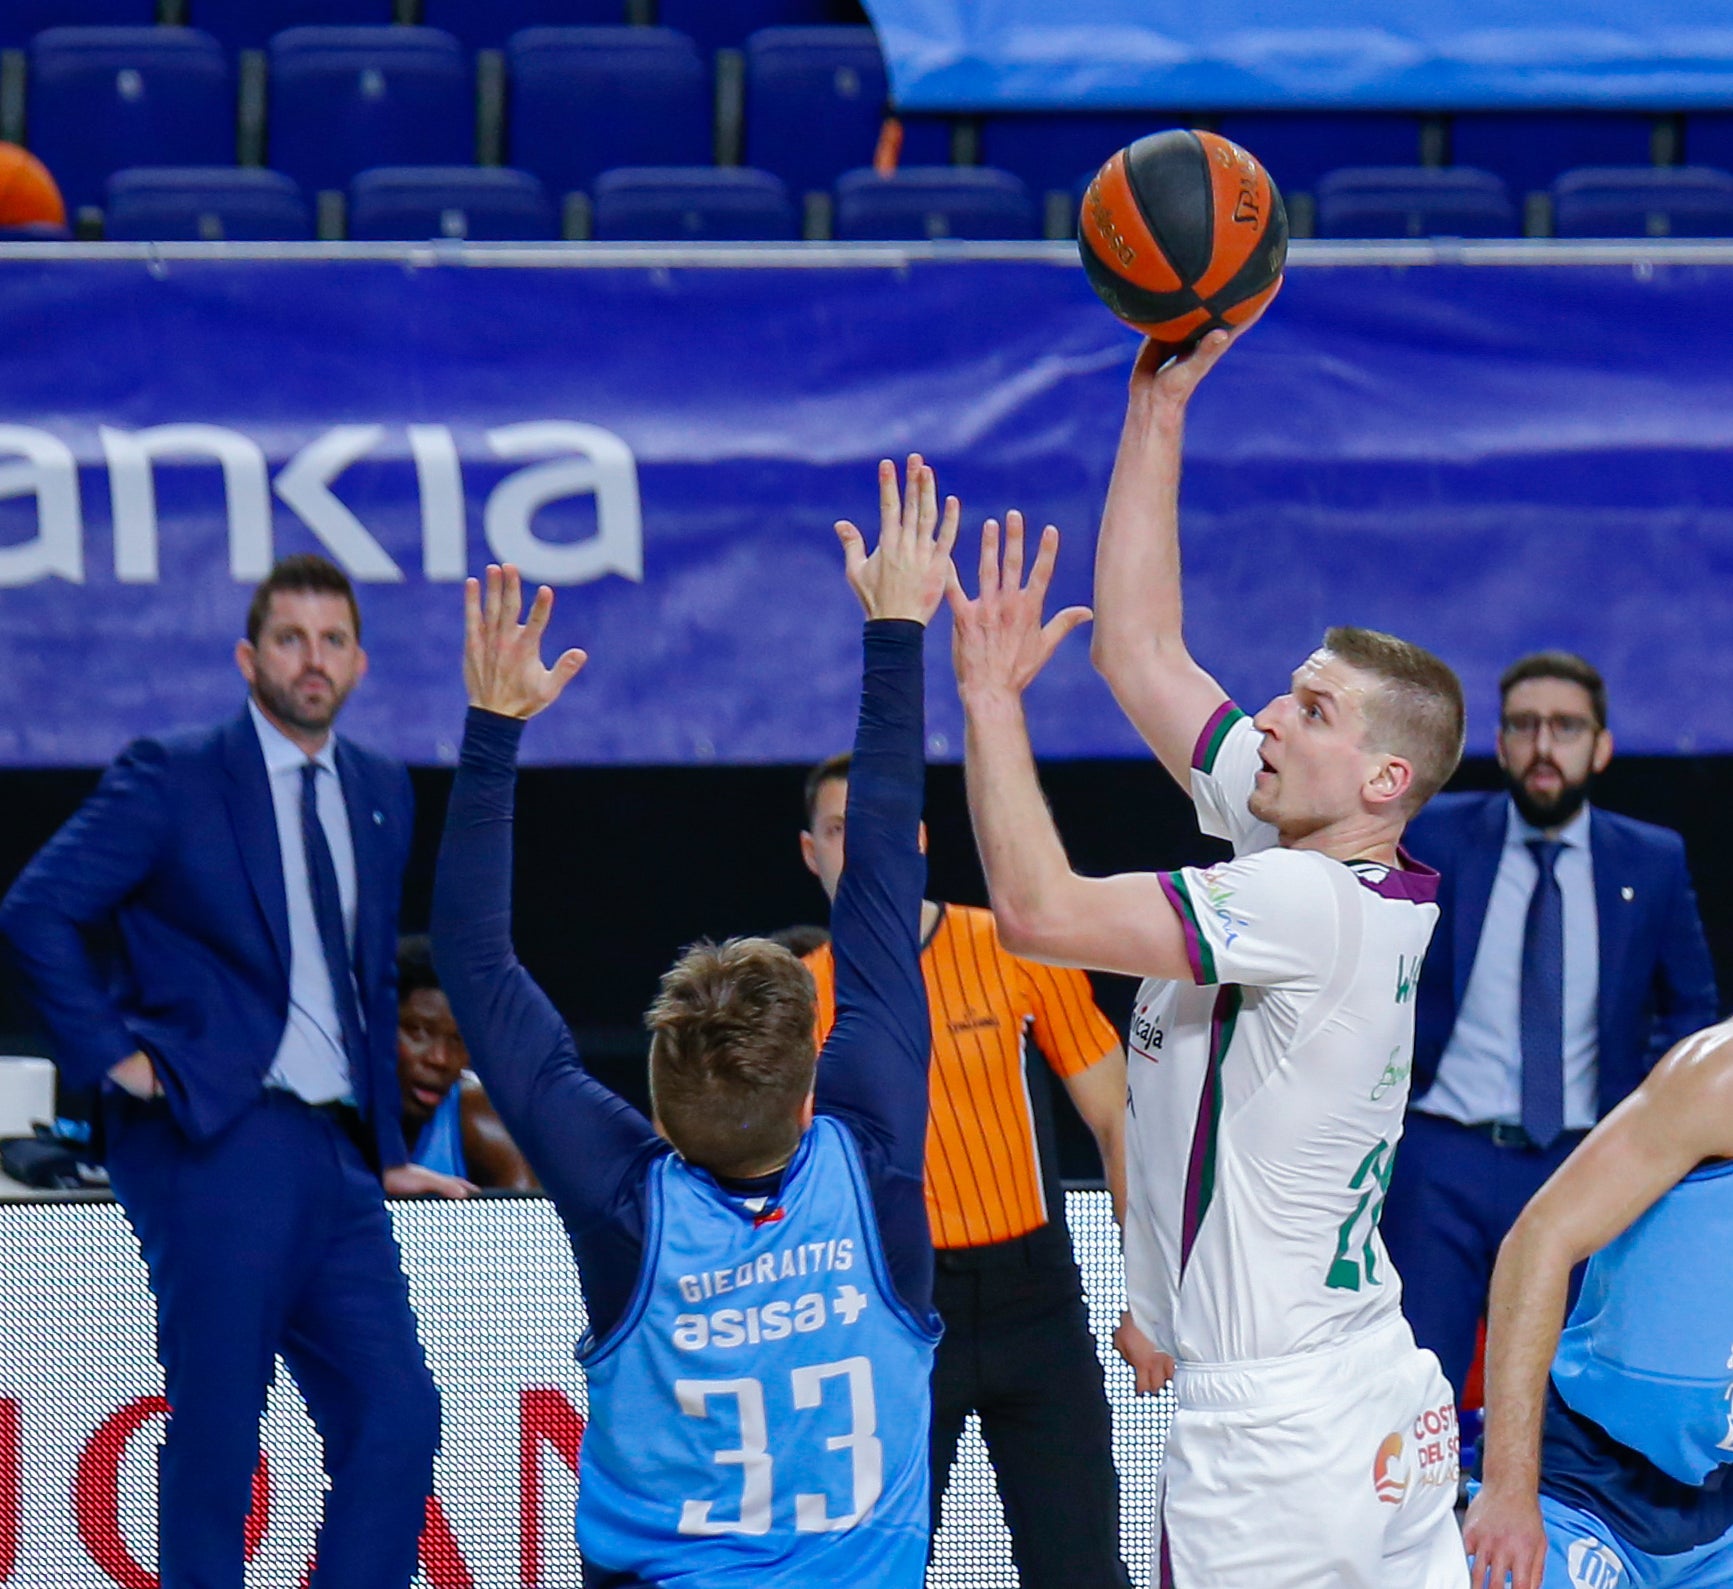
[645,937,818,1178]
[1324,626,1465,816]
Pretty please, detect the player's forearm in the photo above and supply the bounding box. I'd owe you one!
[1090,393,1224,785]
[825,621,930,1165]
[1094,394,1187,660]
[1479,1211,1574,1497]
[962,686,1084,962]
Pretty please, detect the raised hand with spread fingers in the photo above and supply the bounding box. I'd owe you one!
[463,563,588,720]
[834,452,960,627]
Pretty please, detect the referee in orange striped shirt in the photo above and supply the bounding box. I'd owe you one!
[800,751,1132,1589]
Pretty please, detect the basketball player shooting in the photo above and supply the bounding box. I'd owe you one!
[430,456,955,1589]
[945,324,1472,1588]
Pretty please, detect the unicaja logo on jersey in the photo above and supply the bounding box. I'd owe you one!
[1371,1432,1409,1504]
[1566,1537,1625,1588]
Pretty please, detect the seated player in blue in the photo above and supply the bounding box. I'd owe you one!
[431,455,959,1589]
[1463,1014,1733,1589]
[396,934,537,1189]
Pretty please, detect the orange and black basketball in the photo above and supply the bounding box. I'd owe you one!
[1078,129,1288,352]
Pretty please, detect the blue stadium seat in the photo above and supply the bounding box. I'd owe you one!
[506,27,710,197]
[1683,114,1733,170]
[419,0,624,54]
[187,0,394,53]
[268,27,472,196]
[744,26,889,196]
[27,28,233,212]
[1551,165,1733,238]
[1213,113,1426,197]
[591,165,797,239]
[105,166,312,239]
[980,112,1168,197]
[832,166,1038,240]
[348,165,555,238]
[657,0,830,56]
[1449,113,1657,199]
[1314,167,1517,238]
[0,0,156,52]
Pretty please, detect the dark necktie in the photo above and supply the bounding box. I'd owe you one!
[301,761,368,1113]
[1520,839,1565,1149]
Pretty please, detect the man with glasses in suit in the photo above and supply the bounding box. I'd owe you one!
[1383,651,1718,1416]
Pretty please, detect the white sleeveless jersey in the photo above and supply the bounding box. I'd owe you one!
[1125,703,1441,1366]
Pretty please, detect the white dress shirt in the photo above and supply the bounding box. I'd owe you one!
[249,699,360,1105]
[1416,801,1599,1129]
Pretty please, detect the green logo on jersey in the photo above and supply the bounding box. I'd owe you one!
[1395,953,1424,1004]
[1326,1137,1396,1293]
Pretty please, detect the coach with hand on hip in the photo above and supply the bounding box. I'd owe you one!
[1382,651,1717,1403]
[0,554,468,1589]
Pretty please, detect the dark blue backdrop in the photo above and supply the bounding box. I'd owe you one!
[1,248,1729,766]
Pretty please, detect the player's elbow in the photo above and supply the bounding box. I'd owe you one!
[992,899,1066,962]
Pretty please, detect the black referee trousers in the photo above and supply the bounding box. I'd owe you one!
[929,1223,1132,1589]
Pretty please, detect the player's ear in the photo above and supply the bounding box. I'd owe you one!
[235,638,256,685]
[917,820,929,857]
[1367,754,1413,811]
[799,1090,816,1131]
[1591,727,1614,774]
[799,830,821,877]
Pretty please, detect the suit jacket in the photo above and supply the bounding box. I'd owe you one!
[1403,791,1718,1120]
[0,707,414,1166]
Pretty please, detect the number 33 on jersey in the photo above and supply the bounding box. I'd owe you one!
[576,1117,941,1588]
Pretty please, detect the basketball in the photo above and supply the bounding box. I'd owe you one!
[0,142,65,231]
[1078,129,1288,353]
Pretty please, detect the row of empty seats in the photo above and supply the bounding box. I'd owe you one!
[86,161,1733,242]
[0,0,851,53]
[21,25,937,212]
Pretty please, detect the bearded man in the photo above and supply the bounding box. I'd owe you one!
[0,553,466,1589]
[1383,651,1717,1405]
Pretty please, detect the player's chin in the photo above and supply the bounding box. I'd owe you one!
[1246,781,1278,823]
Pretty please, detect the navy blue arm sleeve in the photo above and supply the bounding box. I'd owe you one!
[431,708,664,1338]
[814,620,934,1318]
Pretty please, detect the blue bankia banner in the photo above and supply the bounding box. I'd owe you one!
[0,250,1730,764]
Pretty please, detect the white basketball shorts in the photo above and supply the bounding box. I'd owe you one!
[1157,1313,1469,1589]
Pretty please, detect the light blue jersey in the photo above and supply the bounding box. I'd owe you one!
[577,1116,941,1588]
[410,1084,466,1179]
[1553,1158,1733,1487]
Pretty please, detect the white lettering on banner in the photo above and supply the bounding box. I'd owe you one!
[484,421,644,586]
[102,423,273,581]
[271,425,404,580]
[0,425,83,583]
[0,422,645,588]
[409,422,468,580]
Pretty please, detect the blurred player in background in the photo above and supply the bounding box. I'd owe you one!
[431,455,952,1588]
[396,935,537,1190]
[945,325,1470,1588]
[800,752,1132,1589]
[1463,1017,1733,1589]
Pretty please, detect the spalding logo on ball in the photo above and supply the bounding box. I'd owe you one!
[1079,129,1288,354]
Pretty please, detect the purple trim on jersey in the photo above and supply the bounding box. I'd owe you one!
[1179,987,1241,1274]
[1348,848,1441,904]
[1159,871,1211,984]
[1159,1506,1175,1589]
[1191,700,1245,774]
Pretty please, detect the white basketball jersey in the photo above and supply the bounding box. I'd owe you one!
[1124,704,1441,1365]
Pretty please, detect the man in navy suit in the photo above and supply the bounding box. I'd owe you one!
[0,555,469,1589]
[1383,650,1718,1404]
